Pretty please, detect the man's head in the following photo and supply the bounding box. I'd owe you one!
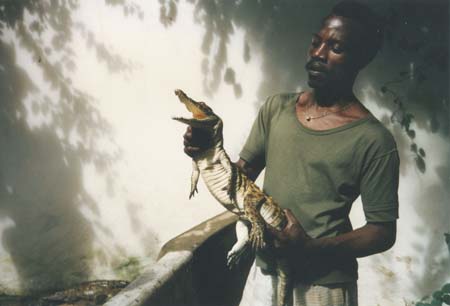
[305,1,383,90]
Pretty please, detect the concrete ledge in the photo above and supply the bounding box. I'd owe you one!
[104,251,193,306]
[104,211,242,306]
[158,211,238,259]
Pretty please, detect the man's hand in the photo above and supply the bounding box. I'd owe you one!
[183,126,213,158]
[267,209,312,256]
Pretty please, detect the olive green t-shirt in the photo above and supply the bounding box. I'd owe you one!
[239,93,400,285]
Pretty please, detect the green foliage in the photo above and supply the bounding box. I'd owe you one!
[414,283,450,305]
[113,257,142,281]
[382,84,427,173]
[414,234,450,305]
[442,284,450,294]
[380,1,449,173]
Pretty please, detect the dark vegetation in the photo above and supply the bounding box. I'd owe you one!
[0,280,129,306]
[0,0,155,296]
[414,234,450,306]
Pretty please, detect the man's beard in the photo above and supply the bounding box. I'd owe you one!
[305,59,329,88]
[305,59,327,74]
[305,59,330,89]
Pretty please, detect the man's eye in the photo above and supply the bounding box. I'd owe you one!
[311,38,320,47]
[332,45,344,54]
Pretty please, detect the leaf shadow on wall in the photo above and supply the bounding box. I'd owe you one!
[0,33,97,294]
[0,0,154,294]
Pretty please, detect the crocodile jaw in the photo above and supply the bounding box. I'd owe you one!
[172,89,219,128]
[172,116,218,128]
[174,89,208,119]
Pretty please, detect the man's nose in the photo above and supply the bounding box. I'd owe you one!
[311,43,327,61]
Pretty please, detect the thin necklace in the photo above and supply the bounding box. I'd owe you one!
[304,103,353,122]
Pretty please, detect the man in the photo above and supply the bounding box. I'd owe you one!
[184,1,399,305]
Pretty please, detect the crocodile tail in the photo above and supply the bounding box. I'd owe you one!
[276,259,293,306]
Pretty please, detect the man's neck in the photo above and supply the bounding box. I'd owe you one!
[312,87,355,108]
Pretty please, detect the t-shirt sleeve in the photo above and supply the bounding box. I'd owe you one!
[239,97,271,165]
[360,149,400,223]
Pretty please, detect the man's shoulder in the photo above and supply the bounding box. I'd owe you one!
[267,92,298,101]
[259,92,297,114]
[357,113,398,158]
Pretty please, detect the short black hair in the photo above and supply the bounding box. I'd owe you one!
[325,1,384,67]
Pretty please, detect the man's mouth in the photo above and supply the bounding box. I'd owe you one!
[307,69,328,83]
[308,69,326,76]
[305,61,327,74]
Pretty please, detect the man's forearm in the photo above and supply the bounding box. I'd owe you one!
[303,222,396,259]
[235,158,264,182]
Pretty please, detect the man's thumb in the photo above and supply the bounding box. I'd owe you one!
[284,209,299,225]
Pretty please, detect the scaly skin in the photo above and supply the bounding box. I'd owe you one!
[173,89,293,306]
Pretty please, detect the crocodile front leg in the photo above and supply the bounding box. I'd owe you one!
[190,161,200,199]
[244,187,266,250]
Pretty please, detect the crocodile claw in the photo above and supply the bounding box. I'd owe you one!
[189,187,198,199]
[227,242,250,269]
[249,226,266,250]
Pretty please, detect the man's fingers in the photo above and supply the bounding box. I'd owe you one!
[184,127,212,148]
[183,139,192,147]
[185,146,201,152]
[183,147,192,157]
[267,224,286,241]
[184,146,201,157]
[183,132,192,141]
[267,225,279,237]
[183,126,204,157]
[284,209,300,226]
[184,126,192,137]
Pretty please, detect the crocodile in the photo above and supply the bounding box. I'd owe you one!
[173,89,293,306]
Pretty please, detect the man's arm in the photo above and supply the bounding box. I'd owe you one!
[270,209,396,260]
[235,158,264,182]
[306,220,396,258]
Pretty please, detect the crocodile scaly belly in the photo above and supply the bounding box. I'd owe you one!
[199,162,244,213]
[199,161,285,228]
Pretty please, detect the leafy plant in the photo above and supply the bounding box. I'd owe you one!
[414,234,450,306]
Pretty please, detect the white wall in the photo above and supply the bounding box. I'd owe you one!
[0,1,448,305]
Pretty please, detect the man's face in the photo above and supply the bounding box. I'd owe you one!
[305,15,364,90]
